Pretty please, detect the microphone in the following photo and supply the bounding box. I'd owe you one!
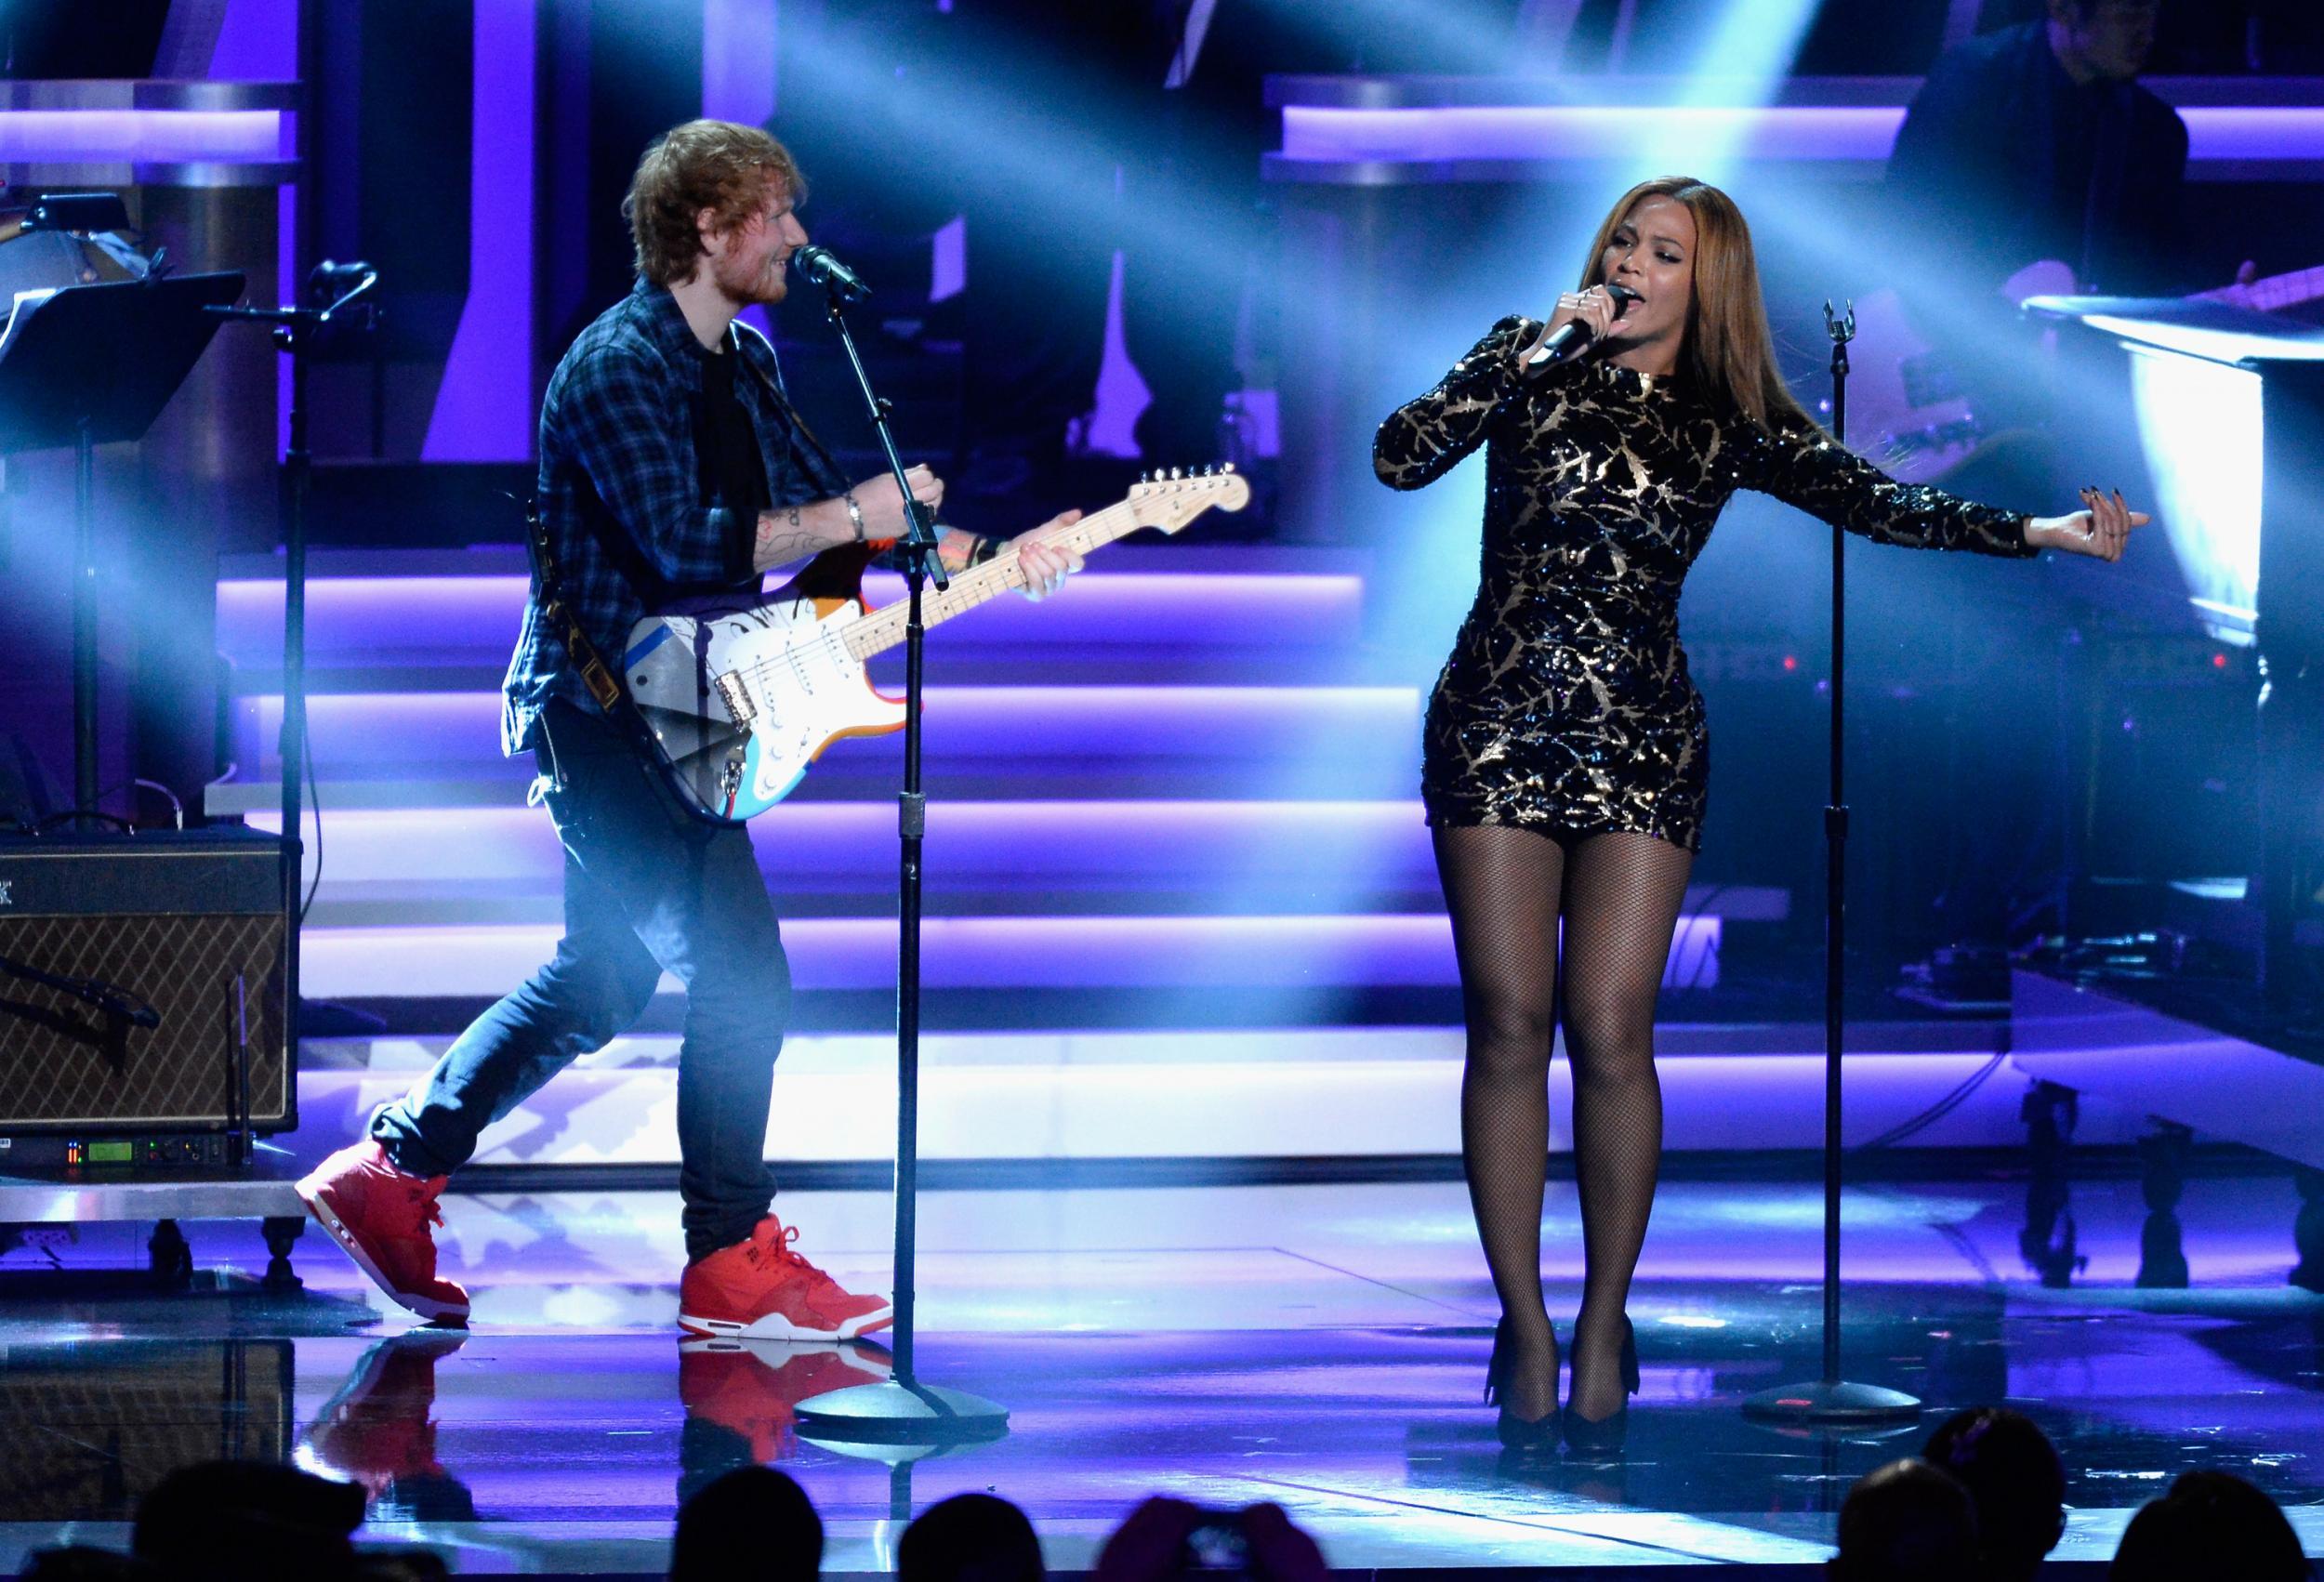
[792,244,870,304]
[1521,283,1641,371]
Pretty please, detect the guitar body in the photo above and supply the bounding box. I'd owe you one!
[625,558,904,824]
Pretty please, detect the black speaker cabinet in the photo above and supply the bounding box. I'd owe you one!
[0,830,292,1132]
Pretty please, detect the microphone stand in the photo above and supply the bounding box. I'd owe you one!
[206,261,378,1167]
[793,270,1007,1448]
[1743,301,1921,1426]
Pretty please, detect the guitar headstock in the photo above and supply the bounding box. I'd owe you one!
[1126,464,1252,534]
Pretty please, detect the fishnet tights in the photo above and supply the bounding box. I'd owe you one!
[1434,824,1695,1423]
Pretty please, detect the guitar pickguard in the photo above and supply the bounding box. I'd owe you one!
[626,593,850,821]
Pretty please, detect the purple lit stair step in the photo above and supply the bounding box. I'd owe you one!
[220,647,1394,692]
[288,1022,2073,1166]
[205,760,1412,813]
[230,684,1424,784]
[239,799,1791,922]
[296,912,1724,998]
[217,547,1368,671]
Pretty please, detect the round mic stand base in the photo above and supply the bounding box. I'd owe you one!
[793,1378,1009,1447]
[1740,1378,1921,1426]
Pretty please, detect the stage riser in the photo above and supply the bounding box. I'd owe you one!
[231,686,1424,784]
[288,1043,2142,1168]
[202,552,1872,1096]
[217,564,1369,668]
[231,803,1790,924]
[2014,971,2324,1170]
[292,915,1724,996]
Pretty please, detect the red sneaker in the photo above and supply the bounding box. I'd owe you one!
[301,1330,469,1495]
[295,1140,470,1325]
[679,1337,892,1460]
[678,1215,893,1341]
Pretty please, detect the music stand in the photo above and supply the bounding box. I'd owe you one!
[0,271,244,821]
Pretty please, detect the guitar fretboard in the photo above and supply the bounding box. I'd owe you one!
[837,498,1145,662]
[2195,264,2324,313]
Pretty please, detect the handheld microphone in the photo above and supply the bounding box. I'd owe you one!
[1521,283,1641,371]
[792,244,870,304]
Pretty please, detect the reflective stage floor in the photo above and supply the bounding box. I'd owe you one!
[4,1172,2321,1575]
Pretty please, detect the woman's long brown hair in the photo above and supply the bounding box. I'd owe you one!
[1577,176,1809,433]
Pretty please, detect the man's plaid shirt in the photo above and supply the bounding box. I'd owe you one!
[503,279,846,755]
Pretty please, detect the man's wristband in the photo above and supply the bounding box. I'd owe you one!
[965,535,1003,568]
[844,493,866,542]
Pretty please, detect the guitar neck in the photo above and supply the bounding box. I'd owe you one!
[2196,263,2324,313]
[839,498,1142,662]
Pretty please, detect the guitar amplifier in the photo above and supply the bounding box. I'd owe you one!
[0,1338,293,1521]
[0,830,293,1133]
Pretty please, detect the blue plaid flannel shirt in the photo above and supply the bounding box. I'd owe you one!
[503,279,849,755]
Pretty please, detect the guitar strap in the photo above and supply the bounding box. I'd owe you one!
[521,491,628,718]
[739,333,990,571]
[518,492,734,822]
[734,324,853,500]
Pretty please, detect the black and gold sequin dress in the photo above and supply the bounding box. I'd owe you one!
[1375,315,2037,852]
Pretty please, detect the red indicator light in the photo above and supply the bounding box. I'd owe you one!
[1782,655,1798,672]
[2213,653,2227,668]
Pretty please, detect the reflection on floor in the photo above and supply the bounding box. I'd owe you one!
[2,1175,2319,1574]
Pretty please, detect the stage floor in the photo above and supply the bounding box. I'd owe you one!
[4,1172,2320,1575]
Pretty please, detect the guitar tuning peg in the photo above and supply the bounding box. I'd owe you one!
[1222,461,1235,474]
[1136,469,1149,484]
[1170,467,1183,481]
[1201,464,1215,476]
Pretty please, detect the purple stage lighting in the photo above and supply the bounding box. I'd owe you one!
[0,111,288,163]
[1278,105,1906,165]
[1273,102,2324,172]
[241,685,1424,776]
[297,912,1722,995]
[216,570,1368,661]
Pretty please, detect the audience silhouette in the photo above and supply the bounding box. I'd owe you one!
[1922,1405,2067,1581]
[1829,1457,1980,1582]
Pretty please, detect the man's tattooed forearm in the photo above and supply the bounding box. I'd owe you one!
[753,506,813,568]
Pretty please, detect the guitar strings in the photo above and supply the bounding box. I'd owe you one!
[726,482,1221,701]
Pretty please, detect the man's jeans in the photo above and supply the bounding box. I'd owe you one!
[372,699,792,1260]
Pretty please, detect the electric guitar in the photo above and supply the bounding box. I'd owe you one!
[1849,259,2324,482]
[623,467,1251,823]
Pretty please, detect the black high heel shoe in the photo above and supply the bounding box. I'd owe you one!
[1486,1316,1560,1451]
[1560,1315,1639,1455]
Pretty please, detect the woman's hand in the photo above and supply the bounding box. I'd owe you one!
[2025,487,2146,562]
[1013,509,1084,601]
[1516,284,1625,368]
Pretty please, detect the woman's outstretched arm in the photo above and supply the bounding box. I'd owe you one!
[1744,418,2145,562]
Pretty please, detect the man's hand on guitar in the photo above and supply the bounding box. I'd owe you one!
[2212,258,2264,310]
[852,465,945,540]
[2025,486,2146,562]
[1015,510,1084,602]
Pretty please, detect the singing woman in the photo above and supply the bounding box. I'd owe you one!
[1373,175,2140,1452]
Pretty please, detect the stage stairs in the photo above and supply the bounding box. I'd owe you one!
[206,544,2095,1174]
